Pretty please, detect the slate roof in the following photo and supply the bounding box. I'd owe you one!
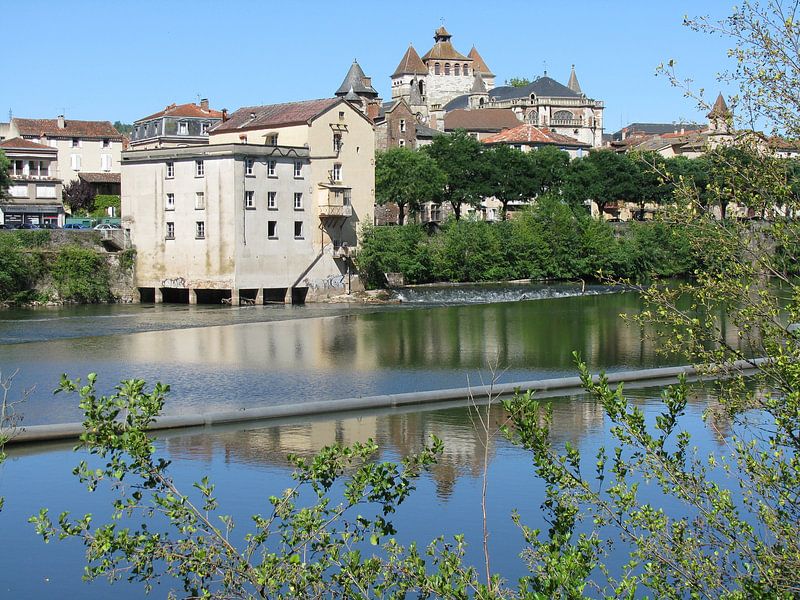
[14,118,122,140]
[210,98,341,133]
[0,137,56,151]
[392,45,428,77]
[567,66,582,94]
[78,172,121,184]
[335,60,378,97]
[471,71,487,93]
[415,123,441,139]
[444,75,581,112]
[611,123,705,140]
[468,47,494,76]
[482,124,590,147]
[136,102,223,123]
[444,109,521,132]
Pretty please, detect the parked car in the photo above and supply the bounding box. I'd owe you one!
[93,223,121,231]
[0,223,16,229]
[18,223,41,229]
[63,223,89,229]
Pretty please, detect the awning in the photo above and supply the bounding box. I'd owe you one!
[0,204,63,214]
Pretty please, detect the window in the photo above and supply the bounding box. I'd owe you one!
[454,64,460,76]
[70,154,81,171]
[166,162,174,178]
[266,133,278,145]
[333,133,342,153]
[179,121,188,135]
[195,160,204,176]
[166,193,175,210]
[294,161,302,177]
[201,122,210,134]
[245,158,254,176]
[267,191,277,209]
[332,163,342,181]
[166,222,175,239]
[343,189,351,206]
[195,191,205,210]
[294,192,303,209]
[434,62,441,75]
[338,111,345,120]
[398,139,406,148]
[71,138,80,148]
[463,64,469,76]
[195,221,205,239]
[101,154,112,172]
[445,63,450,75]
[294,221,303,238]
[267,220,277,238]
[267,160,276,177]
[102,138,110,148]
[245,190,255,209]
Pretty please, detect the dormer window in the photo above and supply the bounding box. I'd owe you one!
[179,122,188,135]
[201,122,210,134]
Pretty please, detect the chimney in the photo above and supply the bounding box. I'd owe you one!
[362,76,372,88]
[367,102,380,121]
[57,115,65,129]
[222,108,228,122]
[200,98,209,111]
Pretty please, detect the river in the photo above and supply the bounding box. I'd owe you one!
[0,284,738,598]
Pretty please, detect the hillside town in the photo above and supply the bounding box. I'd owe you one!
[0,26,796,304]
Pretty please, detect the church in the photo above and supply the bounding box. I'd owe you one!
[388,26,605,148]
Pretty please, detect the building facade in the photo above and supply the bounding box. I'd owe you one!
[130,99,224,149]
[122,97,374,304]
[0,138,64,227]
[8,116,123,185]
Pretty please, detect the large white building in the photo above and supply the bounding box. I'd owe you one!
[121,97,375,304]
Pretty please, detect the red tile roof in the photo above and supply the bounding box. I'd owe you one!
[79,172,121,184]
[0,137,57,151]
[468,47,494,76]
[210,98,341,133]
[482,124,590,147]
[14,118,122,140]
[392,45,428,77]
[137,102,224,123]
[444,109,521,132]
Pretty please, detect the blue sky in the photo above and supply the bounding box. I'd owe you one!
[3,1,738,134]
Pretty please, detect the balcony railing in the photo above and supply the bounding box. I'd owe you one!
[550,118,583,127]
[319,204,353,218]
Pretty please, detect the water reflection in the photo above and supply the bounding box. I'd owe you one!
[0,287,749,426]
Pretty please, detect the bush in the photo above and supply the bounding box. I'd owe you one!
[91,194,121,218]
[52,247,112,302]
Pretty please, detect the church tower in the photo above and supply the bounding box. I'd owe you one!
[390,44,429,120]
[335,60,379,114]
[468,71,489,109]
[468,46,495,91]
[419,27,475,110]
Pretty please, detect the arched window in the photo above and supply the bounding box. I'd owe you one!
[454,64,460,76]
[479,98,485,107]
[418,80,424,96]
[445,63,450,75]
[553,110,574,121]
[434,62,440,75]
[464,64,469,76]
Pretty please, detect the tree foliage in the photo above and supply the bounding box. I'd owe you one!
[375,147,445,225]
[62,179,97,214]
[505,77,532,87]
[0,149,10,199]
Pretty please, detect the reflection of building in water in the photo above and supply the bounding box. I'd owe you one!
[165,398,609,500]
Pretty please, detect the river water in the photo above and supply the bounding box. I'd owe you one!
[0,284,739,598]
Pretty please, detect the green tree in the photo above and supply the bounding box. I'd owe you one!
[423,130,490,220]
[375,147,445,225]
[483,144,536,219]
[112,121,133,136]
[505,77,532,87]
[528,145,570,196]
[62,179,97,214]
[564,150,639,215]
[0,150,10,199]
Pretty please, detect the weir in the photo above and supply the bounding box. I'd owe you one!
[6,359,765,445]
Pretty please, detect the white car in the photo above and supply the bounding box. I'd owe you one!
[93,223,121,231]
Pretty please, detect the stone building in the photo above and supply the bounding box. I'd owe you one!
[0,137,64,227]
[121,97,374,304]
[130,99,224,149]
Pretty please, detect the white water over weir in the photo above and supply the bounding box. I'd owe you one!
[7,360,766,445]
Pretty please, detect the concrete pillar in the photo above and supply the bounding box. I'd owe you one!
[230,288,240,306]
[255,288,263,305]
[284,288,293,304]
[188,289,197,305]
[154,287,163,303]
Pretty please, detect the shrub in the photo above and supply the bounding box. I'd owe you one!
[52,247,112,303]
